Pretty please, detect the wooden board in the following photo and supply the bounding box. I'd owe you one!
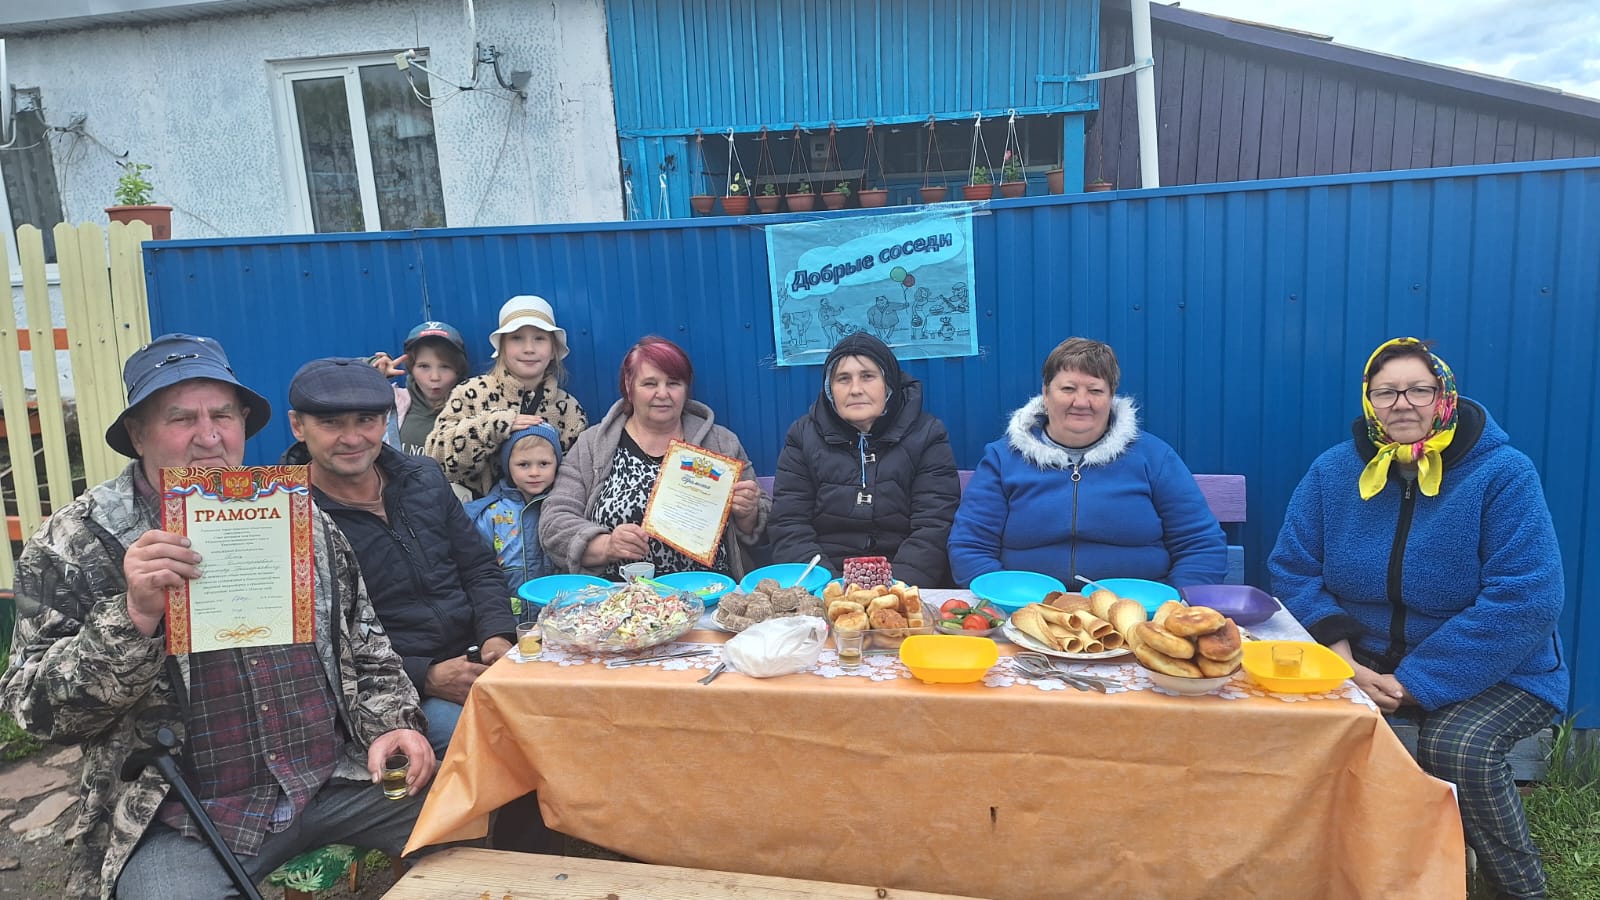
[383,849,983,900]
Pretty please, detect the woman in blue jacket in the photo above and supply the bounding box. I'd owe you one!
[1270,337,1566,900]
[949,338,1225,587]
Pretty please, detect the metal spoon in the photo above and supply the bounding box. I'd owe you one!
[1012,652,1112,693]
[698,662,728,685]
[1010,654,1089,691]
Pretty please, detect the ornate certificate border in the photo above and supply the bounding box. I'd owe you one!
[641,441,743,568]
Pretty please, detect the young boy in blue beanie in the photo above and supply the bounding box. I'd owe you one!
[465,422,564,594]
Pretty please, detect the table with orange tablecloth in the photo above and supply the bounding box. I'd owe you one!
[405,598,1465,899]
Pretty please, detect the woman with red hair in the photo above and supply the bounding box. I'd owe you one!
[539,336,768,578]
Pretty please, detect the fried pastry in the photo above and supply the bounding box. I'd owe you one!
[868,608,907,630]
[1153,600,1184,626]
[1134,622,1195,659]
[1134,643,1205,677]
[1196,619,1242,661]
[1089,590,1120,619]
[1165,606,1227,637]
[1196,651,1242,678]
[835,611,869,632]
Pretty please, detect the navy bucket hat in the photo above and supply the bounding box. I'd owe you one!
[107,333,273,458]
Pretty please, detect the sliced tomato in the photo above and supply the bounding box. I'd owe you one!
[940,598,970,615]
[961,614,991,631]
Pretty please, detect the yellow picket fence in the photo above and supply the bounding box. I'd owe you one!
[1,221,153,587]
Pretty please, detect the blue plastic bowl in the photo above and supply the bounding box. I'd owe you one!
[1178,584,1280,626]
[654,571,737,608]
[517,574,611,606]
[739,563,833,596]
[1085,577,1182,615]
[968,570,1069,613]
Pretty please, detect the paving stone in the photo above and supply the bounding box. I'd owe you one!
[0,763,70,803]
[8,790,76,834]
[44,746,82,769]
[0,808,13,825]
[0,856,18,871]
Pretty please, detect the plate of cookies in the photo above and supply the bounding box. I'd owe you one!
[821,580,935,649]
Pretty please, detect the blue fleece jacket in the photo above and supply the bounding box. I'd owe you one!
[1269,398,1567,714]
[464,423,563,593]
[949,396,1226,588]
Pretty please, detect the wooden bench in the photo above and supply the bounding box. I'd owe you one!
[382,847,981,899]
[754,471,1248,584]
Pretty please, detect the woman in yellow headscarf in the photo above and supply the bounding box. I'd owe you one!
[1269,337,1566,899]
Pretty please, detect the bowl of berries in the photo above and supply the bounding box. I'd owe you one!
[935,597,1007,637]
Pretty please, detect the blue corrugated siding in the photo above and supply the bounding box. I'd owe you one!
[144,157,1600,725]
[608,0,1099,133]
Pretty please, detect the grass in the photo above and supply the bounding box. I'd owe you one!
[1524,719,1600,899]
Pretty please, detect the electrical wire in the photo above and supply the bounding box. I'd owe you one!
[470,100,521,226]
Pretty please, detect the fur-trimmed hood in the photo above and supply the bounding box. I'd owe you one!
[1005,395,1140,470]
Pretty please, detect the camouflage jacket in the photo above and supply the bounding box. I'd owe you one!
[0,464,424,898]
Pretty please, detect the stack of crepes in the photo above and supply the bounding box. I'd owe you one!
[1011,590,1146,653]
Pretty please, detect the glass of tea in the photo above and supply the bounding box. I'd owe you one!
[516,622,543,659]
[834,628,865,669]
[381,753,410,800]
[1271,644,1304,677]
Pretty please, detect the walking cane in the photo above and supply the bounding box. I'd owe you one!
[120,726,265,900]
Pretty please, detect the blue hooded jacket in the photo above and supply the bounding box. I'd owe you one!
[464,422,563,593]
[1270,398,1567,714]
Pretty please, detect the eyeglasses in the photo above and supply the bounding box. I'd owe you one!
[1367,386,1439,408]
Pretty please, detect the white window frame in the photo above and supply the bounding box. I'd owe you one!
[270,51,434,235]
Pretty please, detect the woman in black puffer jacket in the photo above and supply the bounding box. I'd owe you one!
[771,333,961,586]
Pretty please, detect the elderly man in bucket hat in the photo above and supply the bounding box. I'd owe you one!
[281,358,515,758]
[0,334,432,899]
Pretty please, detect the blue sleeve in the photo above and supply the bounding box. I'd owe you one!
[1397,459,1566,710]
[1147,444,1227,586]
[444,485,518,642]
[948,444,1008,587]
[1269,458,1363,641]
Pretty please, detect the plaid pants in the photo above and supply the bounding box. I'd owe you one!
[1412,683,1555,899]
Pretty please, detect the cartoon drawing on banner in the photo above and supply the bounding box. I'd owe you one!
[765,208,978,365]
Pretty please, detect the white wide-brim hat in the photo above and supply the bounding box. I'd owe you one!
[490,294,569,360]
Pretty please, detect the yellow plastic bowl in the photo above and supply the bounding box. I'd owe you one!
[898,635,999,684]
[1241,641,1354,693]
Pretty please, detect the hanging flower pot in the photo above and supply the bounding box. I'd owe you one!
[823,183,850,210]
[1087,180,1115,193]
[721,196,751,215]
[962,184,995,201]
[1047,169,1065,194]
[690,195,716,215]
[755,186,781,213]
[786,183,817,212]
[858,188,889,208]
[919,186,948,204]
[999,182,1027,199]
[998,147,1026,199]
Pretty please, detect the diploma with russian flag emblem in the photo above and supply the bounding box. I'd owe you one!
[642,441,742,567]
[160,465,316,654]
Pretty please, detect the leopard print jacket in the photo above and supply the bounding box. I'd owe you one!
[425,369,587,497]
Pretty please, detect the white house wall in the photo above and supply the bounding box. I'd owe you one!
[5,0,623,238]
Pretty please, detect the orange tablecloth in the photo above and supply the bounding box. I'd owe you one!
[406,630,1464,898]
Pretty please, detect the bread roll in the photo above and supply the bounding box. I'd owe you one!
[1153,600,1184,626]
[823,582,846,602]
[1089,590,1120,619]
[1135,643,1205,678]
[827,599,865,622]
[1196,619,1242,661]
[867,595,899,613]
[847,588,877,606]
[899,586,922,614]
[1196,651,1242,678]
[1166,606,1227,637]
[1133,622,1195,659]
[1107,599,1146,639]
[835,611,869,632]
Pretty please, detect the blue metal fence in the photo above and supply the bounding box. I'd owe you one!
[144,157,1600,724]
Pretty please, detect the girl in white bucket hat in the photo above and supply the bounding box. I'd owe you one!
[425,295,588,497]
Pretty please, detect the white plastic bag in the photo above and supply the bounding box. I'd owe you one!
[723,616,829,678]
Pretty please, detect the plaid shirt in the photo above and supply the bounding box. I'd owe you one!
[157,643,342,857]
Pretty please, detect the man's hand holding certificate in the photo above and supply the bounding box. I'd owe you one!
[641,442,744,567]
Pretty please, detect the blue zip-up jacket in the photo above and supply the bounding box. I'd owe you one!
[1270,398,1567,714]
[949,395,1226,588]
[464,423,563,593]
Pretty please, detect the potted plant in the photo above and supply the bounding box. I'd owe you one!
[858,184,889,208]
[999,151,1027,198]
[962,166,995,201]
[721,173,751,215]
[755,183,781,214]
[105,162,174,240]
[1046,167,1066,195]
[786,181,817,212]
[1087,178,1115,193]
[823,182,851,211]
[920,184,948,204]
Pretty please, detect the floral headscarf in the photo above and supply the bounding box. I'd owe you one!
[1357,338,1459,500]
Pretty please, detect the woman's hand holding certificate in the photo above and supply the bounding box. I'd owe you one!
[641,442,742,567]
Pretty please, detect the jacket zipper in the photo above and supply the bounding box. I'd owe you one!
[1068,462,1083,580]
[1384,478,1417,665]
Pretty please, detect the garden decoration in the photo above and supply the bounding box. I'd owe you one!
[689,131,715,214]
[964,111,997,201]
[754,127,782,212]
[920,116,948,204]
[999,109,1028,198]
[785,124,817,212]
[721,128,751,214]
[822,123,850,210]
[858,121,890,207]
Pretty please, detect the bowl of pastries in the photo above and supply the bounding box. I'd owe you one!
[713,580,827,632]
[1129,603,1244,695]
[822,580,934,649]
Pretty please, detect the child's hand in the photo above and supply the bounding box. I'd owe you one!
[371,352,408,378]
[512,414,545,430]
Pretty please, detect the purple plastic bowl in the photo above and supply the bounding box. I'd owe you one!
[1177,584,1280,626]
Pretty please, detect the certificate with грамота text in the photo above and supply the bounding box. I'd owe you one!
[161,465,316,654]
[641,441,742,567]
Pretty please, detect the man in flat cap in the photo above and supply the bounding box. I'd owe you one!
[0,334,434,900]
[282,358,515,758]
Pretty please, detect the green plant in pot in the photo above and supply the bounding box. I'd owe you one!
[963,165,995,201]
[824,181,851,210]
[106,161,174,240]
[999,151,1028,198]
[755,182,781,213]
[721,173,751,215]
[858,182,890,208]
[787,180,817,213]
